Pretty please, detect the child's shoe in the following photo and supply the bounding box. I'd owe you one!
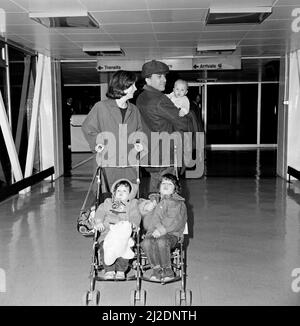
[162,267,174,282]
[149,266,162,282]
[104,271,115,280]
[115,271,125,280]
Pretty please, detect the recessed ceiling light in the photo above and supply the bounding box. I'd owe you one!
[196,43,237,54]
[206,6,272,25]
[29,11,99,28]
[82,46,125,57]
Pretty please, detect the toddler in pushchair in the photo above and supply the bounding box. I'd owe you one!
[93,178,141,281]
[80,165,142,306]
[139,173,187,282]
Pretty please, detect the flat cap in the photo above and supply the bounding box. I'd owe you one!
[141,60,169,78]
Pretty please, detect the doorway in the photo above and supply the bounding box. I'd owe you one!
[187,81,278,177]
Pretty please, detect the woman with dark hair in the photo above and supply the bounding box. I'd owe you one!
[81,70,143,188]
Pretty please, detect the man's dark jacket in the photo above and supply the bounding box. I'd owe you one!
[136,85,192,168]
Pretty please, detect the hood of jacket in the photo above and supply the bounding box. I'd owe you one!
[111,178,138,201]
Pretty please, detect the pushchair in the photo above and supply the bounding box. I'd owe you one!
[131,145,192,306]
[78,147,145,306]
[78,144,192,306]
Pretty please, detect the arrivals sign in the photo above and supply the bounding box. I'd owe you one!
[192,55,241,70]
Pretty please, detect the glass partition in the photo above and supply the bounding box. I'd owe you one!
[206,84,258,144]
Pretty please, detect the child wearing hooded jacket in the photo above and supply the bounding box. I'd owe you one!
[94,178,141,280]
[139,173,187,282]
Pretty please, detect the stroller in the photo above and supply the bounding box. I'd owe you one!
[132,146,192,306]
[78,147,144,306]
[78,145,192,306]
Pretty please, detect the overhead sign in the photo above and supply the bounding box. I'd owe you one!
[192,55,241,70]
[96,59,144,72]
[161,59,192,71]
[96,58,192,72]
[96,56,240,72]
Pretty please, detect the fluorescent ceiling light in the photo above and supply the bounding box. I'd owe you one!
[206,6,272,25]
[82,46,125,57]
[29,11,99,28]
[197,44,237,53]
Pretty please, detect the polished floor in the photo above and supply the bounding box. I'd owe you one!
[0,152,300,306]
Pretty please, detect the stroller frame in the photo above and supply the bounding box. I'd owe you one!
[82,160,145,306]
[131,145,192,306]
[81,146,192,306]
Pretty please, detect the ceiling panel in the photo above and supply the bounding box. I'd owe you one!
[155,32,201,41]
[5,12,34,24]
[209,0,275,7]
[145,0,210,10]
[245,29,291,38]
[110,33,157,42]
[199,30,248,40]
[239,37,288,46]
[79,0,147,11]
[276,0,300,4]
[0,0,299,63]
[102,23,154,34]
[17,0,85,12]
[5,24,55,35]
[0,0,27,12]
[149,9,207,22]
[268,6,296,20]
[153,22,205,33]
[92,11,150,24]
[252,19,294,30]
[63,33,113,42]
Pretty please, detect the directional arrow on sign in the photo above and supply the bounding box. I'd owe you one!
[193,64,199,69]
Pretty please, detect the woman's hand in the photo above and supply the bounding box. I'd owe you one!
[152,229,161,238]
[95,143,104,153]
[134,143,143,152]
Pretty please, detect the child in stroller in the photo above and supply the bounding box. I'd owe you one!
[139,173,187,283]
[93,178,141,280]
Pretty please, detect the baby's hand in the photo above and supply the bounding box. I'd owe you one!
[144,201,157,212]
[179,109,186,117]
[95,222,105,232]
[152,229,161,238]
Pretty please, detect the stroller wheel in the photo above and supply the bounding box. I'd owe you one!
[83,291,90,306]
[130,289,146,306]
[82,290,100,306]
[130,290,137,306]
[175,289,192,306]
[90,290,100,306]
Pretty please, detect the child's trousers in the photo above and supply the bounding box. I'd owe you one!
[141,234,178,268]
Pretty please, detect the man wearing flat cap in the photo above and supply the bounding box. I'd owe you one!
[136,60,191,193]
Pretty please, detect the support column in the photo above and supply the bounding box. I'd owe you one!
[286,50,300,178]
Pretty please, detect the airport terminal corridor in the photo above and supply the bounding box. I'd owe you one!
[0,153,299,306]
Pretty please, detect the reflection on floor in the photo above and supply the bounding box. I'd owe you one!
[205,149,277,177]
[0,150,300,306]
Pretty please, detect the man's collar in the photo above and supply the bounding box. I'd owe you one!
[143,85,162,94]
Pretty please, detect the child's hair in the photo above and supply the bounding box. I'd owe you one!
[159,173,181,194]
[113,180,132,194]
